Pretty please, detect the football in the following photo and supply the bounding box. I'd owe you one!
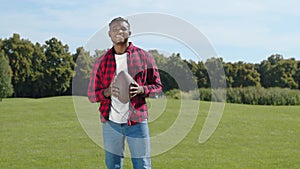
[114,71,134,104]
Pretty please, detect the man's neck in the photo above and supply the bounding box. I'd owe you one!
[113,42,129,55]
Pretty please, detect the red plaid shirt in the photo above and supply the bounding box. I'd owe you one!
[87,42,162,125]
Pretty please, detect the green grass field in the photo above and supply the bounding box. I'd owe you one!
[0,96,299,169]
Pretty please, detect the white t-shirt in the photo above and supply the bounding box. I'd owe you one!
[109,53,130,123]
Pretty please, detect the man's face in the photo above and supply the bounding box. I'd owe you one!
[109,21,131,44]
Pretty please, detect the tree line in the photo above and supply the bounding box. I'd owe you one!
[150,50,300,90]
[1,33,300,100]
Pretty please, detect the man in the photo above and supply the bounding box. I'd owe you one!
[88,17,162,169]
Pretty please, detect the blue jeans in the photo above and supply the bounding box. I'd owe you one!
[102,120,151,169]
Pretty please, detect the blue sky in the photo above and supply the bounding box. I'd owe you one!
[1,0,300,63]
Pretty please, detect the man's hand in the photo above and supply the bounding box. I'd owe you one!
[129,81,144,98]
[104,77,119,98]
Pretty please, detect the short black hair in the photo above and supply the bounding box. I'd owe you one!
[109,17,130,28]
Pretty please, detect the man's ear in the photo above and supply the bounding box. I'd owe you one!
[129,31,132,36]
[108,31,111,38]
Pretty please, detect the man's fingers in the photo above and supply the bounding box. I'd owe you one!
[111,86,120,97]
[130,93,137,98]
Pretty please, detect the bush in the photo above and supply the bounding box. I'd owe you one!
[167,87,300,105]
[165,89,181,99]
[165,89,200,100]
[227,87,300,105]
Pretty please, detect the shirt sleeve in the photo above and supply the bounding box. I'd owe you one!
[142,53,163,97]
[87,58,109,103]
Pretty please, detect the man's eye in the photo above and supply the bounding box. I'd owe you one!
[111,27,127,32]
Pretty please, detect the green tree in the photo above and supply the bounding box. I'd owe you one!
[149,50,177,92]
[185,60,209,88]
[2,33,34,97]
[42,37,75,96]
[259,54,298,89]
[268,54,283,65]
[0,44,13,101]
[295,61,300,89]
[205,57,226,88]
[184,60,199,86]
[224,62,235,88]
[259,60,271,88]
[274,58,298,89]
[164,53,196,91]
[94,49,107,58]
[233,62,261,87]
[196,61,210,88]
[28,43,47,97]
[259,54,283,88]
[72,47,94,96]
